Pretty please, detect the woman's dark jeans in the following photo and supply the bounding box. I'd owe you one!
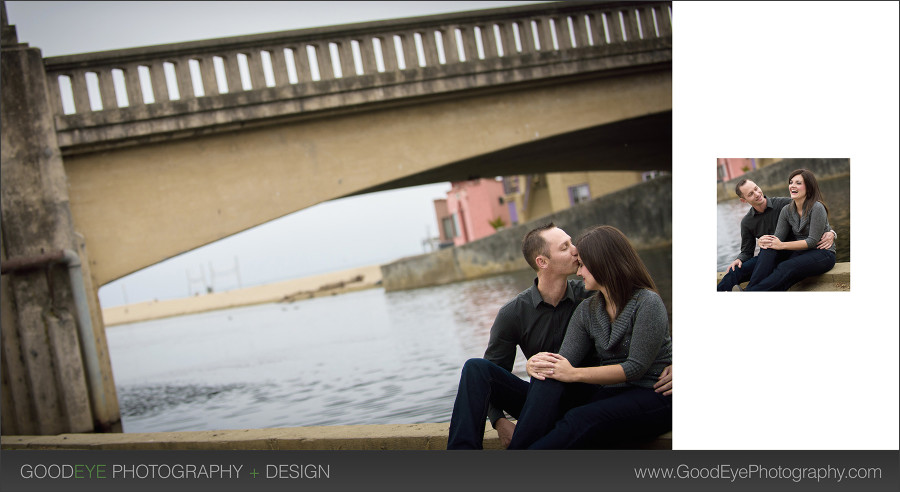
[507,378,672,449]
[746,247,836,291]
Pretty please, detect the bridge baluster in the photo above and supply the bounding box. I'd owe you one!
[654,4,673,37]
[196,56,220,96]
[569,14,591,48]
[517,20,538,53]
[619,8,641,42]
[268,48,291,87]
[533,17,554,52]
[243,51,267,89]
[68,70,92,114]
[554,16,575,50]
[456,26,478,62]
[375,35,399,72]
[178,57,200,99]
[220,53,243,93]
[357,37,379,74]
[641,6,658,38]
[310,43,335,80]
[396,32,419,69]
[604,10,625,44]
[121,64,145,107]
[289,45,314,83]
[480,24,499,58]
[47,74,66,114]
[586,12,606,46]
[437,28,460,64]
[97,67,119,111]
[496,21,517,56]
[96,69,118,110]
[419,30,441,67]
[333,39,356,78]
[147,61,169,103]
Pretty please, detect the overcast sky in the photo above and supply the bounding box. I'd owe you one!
[6,1,545,306]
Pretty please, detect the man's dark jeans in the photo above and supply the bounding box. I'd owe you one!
[507,378,672,449]
[746,247,836,291]
[717,256,759,291]
[718,249,796,291]
[447,358,529,449]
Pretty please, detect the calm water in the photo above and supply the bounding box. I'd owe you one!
[107,270,538,433]
[716,175,850,270]
[108,257,671,433]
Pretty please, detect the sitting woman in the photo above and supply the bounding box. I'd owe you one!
[507,225,672,449]
[745,168,836,291]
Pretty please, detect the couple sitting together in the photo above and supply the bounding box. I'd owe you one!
[447,223,673,449]
[718,168,837,292]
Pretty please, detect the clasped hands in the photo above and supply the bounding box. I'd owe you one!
[526,352,577,382]
[527,354,673,396]
[757,234,783,250]
[758,231,835,251]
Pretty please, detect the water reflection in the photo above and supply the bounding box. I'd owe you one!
[716,175,850,270]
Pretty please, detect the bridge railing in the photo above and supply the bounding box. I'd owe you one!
[43,1,671,149]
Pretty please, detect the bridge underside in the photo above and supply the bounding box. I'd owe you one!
[354,111,671,195]
[63,69,671,286]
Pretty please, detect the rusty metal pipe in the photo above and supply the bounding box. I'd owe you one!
[0,250,67,274]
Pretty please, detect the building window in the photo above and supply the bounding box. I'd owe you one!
[568,183,591,205]
[503,176,520,194]
[508,201,518,225]
[442,216,457,239]
[643,170,669,181]
[453,212,466,242]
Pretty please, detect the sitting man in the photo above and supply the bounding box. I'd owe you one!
[447,223,672,449]
[718,179,835,291]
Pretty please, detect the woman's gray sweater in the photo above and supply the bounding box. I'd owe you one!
[774,200,836,253]
[559,289,672,389]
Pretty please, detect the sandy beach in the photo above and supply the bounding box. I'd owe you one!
[102,264,383,326]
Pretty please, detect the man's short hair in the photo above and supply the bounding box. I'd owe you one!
[734,179,750,199]
[522,223,556,271]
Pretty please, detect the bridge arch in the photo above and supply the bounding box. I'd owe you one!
[49,2,672,287]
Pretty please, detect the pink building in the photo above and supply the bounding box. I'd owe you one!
[717,158,757,182]
[434,178,511,247]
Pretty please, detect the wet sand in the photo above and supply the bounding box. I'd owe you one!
[102,264,383,326]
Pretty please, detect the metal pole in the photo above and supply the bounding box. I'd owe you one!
[62,249,108,429]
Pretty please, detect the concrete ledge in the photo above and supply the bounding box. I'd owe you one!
[1,424,671,451]
[716,262,850,291]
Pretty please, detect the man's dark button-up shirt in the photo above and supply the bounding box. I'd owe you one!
[736,196,793,262]
[482,277,591,425]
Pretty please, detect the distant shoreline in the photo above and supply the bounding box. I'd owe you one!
[102,264,383,326]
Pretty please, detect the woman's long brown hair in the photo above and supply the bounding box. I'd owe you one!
[789,168,829,217]
[575,225,657,317]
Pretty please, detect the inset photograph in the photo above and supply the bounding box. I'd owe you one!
[716,158,850,291]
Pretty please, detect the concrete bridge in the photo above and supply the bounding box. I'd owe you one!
[50,1,672,287]
[1,1,672,435]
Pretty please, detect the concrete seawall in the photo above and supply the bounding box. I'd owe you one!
[382,175,672,292]
[717,158,850,202]
[1,424,672,450]
[716,262,850,291]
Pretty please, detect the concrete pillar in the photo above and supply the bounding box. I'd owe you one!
[1,4,121,434]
